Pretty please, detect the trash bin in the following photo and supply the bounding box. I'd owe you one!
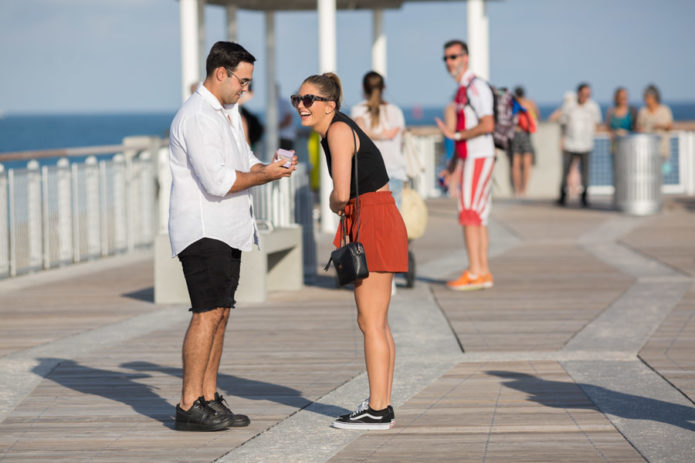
[614,134,662,215]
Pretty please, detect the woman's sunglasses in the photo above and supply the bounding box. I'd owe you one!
[291,94,330,108]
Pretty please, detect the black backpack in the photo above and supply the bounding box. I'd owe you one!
[465,78,516,150]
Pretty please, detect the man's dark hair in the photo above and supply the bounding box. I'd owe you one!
[577,82,590,93]
[514,86,525,98]
[205,41,256,77]
[444,39,468,55]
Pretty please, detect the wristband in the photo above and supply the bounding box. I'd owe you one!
[453,132,462,141]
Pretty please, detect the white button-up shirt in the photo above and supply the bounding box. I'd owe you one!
[168,84,262,256]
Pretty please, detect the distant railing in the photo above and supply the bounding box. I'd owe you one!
[0,138,161,278]
[589,131,695,196]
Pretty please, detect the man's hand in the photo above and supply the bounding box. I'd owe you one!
[261,156,296,181]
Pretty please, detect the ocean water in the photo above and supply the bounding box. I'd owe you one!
[1,102,694,157]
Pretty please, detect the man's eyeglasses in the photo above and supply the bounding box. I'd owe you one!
[227,70,252,88]
[290,94,330,108]
[442,53,464,62]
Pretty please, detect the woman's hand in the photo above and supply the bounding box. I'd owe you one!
[435,117,456,140]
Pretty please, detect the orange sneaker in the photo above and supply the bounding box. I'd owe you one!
[480,272,494,289]
[446,271,486,291]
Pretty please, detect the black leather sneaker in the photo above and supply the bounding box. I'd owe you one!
[207,392,251,427]
[175,397,229,432]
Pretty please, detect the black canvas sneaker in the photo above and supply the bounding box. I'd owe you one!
[332,405,392,430]
[175,397,229,431]
[342,398,395,428]
[207,392,251,427]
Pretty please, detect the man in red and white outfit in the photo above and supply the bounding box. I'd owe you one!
[436,39,495,291]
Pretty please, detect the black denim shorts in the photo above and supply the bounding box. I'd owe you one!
[178,238,241,313]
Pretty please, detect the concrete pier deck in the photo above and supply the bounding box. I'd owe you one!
[0,196,693,462]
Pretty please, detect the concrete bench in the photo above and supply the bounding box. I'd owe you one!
[154,225,303,305]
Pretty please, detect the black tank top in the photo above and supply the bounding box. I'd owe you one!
[320,111,389,199]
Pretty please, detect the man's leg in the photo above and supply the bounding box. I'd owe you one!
[479,225,489,275]
[580,151,591,206]
[558,151,573,204]
[464,225,483,276]
[512,153,523,196]
[202,308,231,400]
[180,308,226,410]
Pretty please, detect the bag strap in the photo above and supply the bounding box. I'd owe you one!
[351,128,361,243]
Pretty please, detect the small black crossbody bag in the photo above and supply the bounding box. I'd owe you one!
[324,129,369,286]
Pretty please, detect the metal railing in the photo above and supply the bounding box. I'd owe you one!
[588,131,695,196]
[0,139,159,278]
[2,137,315,280]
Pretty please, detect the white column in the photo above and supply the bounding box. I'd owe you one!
[466,0,489,80]
[180,0,200,102]
[318,0,337,233]
[197,0,207,79]
[226,4,238,42]
[265,11,278,161]
[371,9,387,77]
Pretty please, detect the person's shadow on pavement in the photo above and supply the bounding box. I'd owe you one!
[32,358,348,430]
[487,370,695,432]
[120,360,349,419]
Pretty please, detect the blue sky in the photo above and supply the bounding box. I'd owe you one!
[1,0,693,114]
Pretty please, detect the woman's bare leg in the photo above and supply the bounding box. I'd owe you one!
[354,271,394,411]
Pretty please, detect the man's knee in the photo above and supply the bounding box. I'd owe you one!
[192,307,228,326]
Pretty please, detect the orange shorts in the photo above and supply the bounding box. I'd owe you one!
[333,191,409,273]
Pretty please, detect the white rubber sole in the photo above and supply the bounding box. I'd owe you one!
[331,421,391,430]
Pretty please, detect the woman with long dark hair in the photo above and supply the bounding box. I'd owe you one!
[350,71,407,209]
[291,73,408,430]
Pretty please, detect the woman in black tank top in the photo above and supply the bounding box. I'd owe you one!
[292,73,408,430]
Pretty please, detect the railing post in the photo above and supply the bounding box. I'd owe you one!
[8,169,16,276]
[126,155,136,251]
[139,150,154,244]
[113,154,127,251]
[0,164,8,277]
[57,158,72,265]
[71,163,80,263]
[41,165,50,269]
[99,160,109,256]
[85,156,100,258]
[27,160,42,270]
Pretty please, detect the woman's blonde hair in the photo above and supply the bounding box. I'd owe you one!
[302,72,343,110]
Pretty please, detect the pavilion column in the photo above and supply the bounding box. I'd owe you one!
[265,11,278,161]
[226,4,238,42]
[466,0,489,80]
[318,0,337,233]
[371,9,387,77]
[197,0,207,82]
[180,0,201,102]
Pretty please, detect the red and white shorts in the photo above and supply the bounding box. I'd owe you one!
[457,156,495,226]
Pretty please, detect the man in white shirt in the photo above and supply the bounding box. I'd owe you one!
[435,39,496,291]
[558,83,602,207]
[169,41,296,432]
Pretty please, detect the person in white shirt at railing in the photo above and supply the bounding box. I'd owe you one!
[168,41,297,432]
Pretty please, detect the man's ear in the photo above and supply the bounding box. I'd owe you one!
[216,66,228,82]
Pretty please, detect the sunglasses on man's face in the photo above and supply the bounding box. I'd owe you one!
[291,94,330,108]
[443,53,464,62]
